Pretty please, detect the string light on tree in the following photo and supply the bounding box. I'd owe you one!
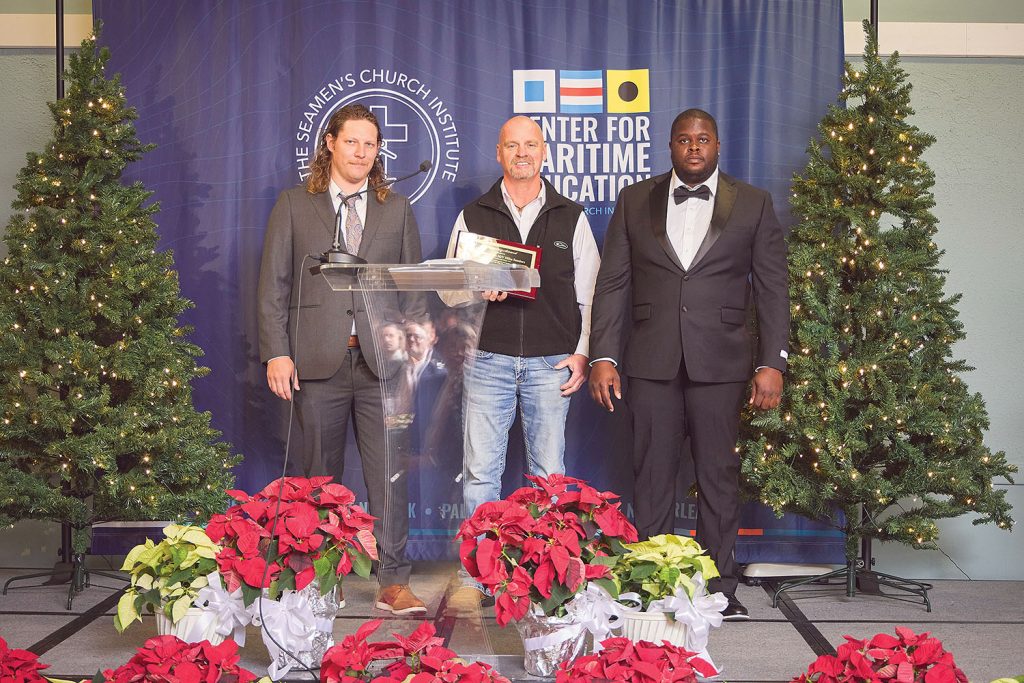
[737,21,1015,566]
[0,25,241,554]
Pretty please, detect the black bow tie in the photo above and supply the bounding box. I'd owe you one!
[673,184,711,204]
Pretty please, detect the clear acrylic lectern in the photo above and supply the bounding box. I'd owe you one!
[315,260,539,561]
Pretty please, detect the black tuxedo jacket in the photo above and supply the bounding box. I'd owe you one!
[590,171,789,383]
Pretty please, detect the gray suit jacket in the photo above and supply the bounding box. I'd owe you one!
[590,170,789,383]
[257,185,424,380]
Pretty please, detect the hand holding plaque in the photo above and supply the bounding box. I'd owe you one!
[453,231,542,300]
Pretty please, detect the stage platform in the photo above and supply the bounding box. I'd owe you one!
[1,563,1020,682]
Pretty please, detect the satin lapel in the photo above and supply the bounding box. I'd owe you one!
[359,192,382,258]
[312,190,336,237]
[649,173,685,272]
[689,172,736,270]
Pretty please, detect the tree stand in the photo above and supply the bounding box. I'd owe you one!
[770,536,932,611]
[2,524,126,610]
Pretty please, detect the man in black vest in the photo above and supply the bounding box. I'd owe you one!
[446,115,600,600]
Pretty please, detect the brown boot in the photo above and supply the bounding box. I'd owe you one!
[375,583,427,615]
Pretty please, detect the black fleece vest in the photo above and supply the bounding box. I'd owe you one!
[461,179,584,357]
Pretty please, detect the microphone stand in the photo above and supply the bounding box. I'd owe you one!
[314,160,432,273]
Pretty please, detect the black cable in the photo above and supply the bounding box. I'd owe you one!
[892,500,973,581]
[253,253,319,681]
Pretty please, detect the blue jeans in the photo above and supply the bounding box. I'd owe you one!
[461,350,572,517]
[458,350,573,589]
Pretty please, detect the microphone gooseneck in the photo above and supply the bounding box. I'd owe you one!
[316,160,433,270]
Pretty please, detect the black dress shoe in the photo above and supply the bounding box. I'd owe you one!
[721,594,750,621]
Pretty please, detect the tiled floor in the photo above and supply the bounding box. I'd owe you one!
[0,564,1020,682]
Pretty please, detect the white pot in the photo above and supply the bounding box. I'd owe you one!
[155,607,225,645]
[620,610,689,648]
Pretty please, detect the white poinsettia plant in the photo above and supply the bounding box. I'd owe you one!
[611,534,721,609]
[114,523,220,632]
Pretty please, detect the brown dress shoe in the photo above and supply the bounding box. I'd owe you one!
[375,583,427,615]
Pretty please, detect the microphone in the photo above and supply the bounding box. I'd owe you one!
[320,160,433,266]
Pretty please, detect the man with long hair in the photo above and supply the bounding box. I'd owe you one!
[257,103,427,615]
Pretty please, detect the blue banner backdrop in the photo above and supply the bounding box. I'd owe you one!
[93,0,846,563]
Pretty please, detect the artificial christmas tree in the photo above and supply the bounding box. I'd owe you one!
[738,22,1015,605]
[0,27,239,601]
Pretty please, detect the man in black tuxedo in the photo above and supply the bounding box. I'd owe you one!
[588,109,789,620]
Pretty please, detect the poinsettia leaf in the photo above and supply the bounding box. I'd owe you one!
[607,536,628,556]
[629,563,658,581]
[912,638,944,666]
[240,582,261,607]
[550,545,570,582]
[165,567,194,588]
[591,577,619,599]
[293,565,316,591]
[689,654,719,678]
[350,548,373,578]
[589,554,618,567]
[870,633,902,649]
[114,592,140,633]
[170,595,192,623]
[538,581,574,615]
[317,567,338,597]
[278,566,297,591]
[356,529,379,560]
[533,559,555,598]
[566,557,585,592]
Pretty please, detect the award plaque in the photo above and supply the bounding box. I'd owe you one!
[454,231,542,300]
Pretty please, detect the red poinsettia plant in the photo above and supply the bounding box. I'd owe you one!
[0,636,49,683]
[456,474,638,626]
[206,476,378,606]
[99,635,262,683]
[790,626,968,683]
[556,636,716,683]
[320,619,510,683]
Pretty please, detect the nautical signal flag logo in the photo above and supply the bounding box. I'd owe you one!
[559,70,603,113]
[513,68,649,114]
[513,70,556,113]
[607,69,650,113]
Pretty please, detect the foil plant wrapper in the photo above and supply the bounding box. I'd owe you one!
[257,579,341,678]
[515,609,587,677]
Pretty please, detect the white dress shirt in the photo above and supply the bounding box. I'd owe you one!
[667,166,719,270]
[445,181,601,358]
[330,178,369,241]
[331,179,369,336]
[592,167,720,368]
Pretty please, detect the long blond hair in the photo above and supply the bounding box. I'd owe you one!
[306,104,390,202]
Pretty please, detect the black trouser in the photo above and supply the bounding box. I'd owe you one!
[628,363,746,596]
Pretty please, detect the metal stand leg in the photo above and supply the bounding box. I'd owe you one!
[4,551,126,611]
[771,559,932,612]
